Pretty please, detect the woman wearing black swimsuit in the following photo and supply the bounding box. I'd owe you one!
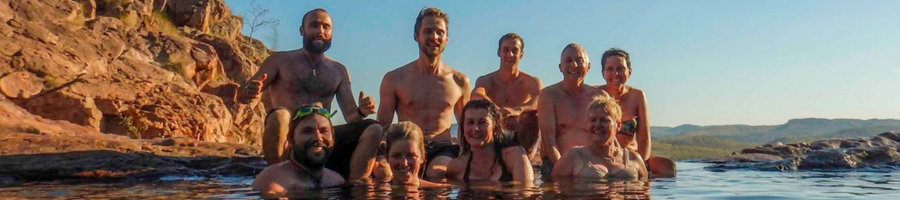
[446,99,534,184]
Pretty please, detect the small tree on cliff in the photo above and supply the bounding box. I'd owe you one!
[245,0,278,43]
[268,20,280,51]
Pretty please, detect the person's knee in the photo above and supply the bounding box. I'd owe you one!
[266,109,292,128]
[426,156,453,180]
[648,156,676,177]
[359,123,384,145]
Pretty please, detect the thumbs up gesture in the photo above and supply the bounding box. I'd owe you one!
[238,74,267,104]
[357,91,376,117]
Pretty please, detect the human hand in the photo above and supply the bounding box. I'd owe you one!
[357,91,376,116]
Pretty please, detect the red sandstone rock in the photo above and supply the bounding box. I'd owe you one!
[0,0,269,144]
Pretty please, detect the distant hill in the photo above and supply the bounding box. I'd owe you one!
[769,126,900,144]
[651,118,900,160]
[653,118,900,144]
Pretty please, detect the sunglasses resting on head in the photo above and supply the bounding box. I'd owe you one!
[293,106,338,120]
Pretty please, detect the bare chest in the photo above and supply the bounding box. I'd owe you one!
[555,94,596,129]
[484,80,534,109]
[272,62,342,101]
[615,93,641,118]
[395,75,462,111]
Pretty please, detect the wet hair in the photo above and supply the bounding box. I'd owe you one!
[286,107,335,146]
[301,8,328,28]
[458,99,509,156]
[498,33,524,53]
[588,96,623,123]
[562,43,589,63]
[600,48,631,71]
[414,7,448,36]
[384,122,426,159]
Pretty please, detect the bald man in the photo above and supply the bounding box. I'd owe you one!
[537,43,609,177]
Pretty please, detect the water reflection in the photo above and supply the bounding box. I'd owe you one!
[4,163,900,199]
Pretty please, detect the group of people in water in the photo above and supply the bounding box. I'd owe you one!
[247,7,676,196]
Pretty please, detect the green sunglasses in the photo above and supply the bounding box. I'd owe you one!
[293,106,338,120]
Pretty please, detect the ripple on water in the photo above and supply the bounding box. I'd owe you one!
[1,162,899,199]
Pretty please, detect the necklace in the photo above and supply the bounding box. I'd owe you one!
[302,50,323,76]
[290,152,323,189]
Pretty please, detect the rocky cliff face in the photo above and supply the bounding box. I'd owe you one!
[0,0,269,144]
[0,96,264,182]
[702,132,900,171]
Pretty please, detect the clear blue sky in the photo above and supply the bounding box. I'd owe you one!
[224,0,900,126]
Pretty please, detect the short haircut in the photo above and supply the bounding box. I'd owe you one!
[562,43,589,62]
[600,48,631,71]
[498,33,524,53]
[301,8,328,27]
[287,109,334,145]
[588,96,623,123]
[414,7,448,35]
[384,122,426,159]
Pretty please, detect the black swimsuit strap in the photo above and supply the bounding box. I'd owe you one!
[463,153,473,182]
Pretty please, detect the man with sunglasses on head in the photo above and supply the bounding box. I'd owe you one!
[252,104,346,196]
[237,8,382,182]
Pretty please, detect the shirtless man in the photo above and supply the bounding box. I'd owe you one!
[597,48,676,177]
[238,9,382,182]
[538,43,609,177]
[252,104,346,197]
[377,7,470,181]
[471,33,542,159]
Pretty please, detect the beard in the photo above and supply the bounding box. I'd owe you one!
[303,36,332,54]
[291,140,332,170]
[418,43,444,59]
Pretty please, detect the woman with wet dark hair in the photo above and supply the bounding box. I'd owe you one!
[446,99,534,183]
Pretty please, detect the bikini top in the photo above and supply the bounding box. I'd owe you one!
[575,147,634,179]
[463,150,514,182]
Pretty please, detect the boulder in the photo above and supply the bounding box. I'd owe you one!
[702,132,900,172]
[0,71,43,99]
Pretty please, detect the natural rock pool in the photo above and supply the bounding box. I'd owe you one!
[2,162,898,199]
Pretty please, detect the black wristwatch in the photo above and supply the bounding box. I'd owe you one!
[357,108,367,117]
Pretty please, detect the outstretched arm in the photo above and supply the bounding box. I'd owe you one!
[537,90,561,163]
[334,64,369,122]
[636,91,651,160]
[376,73,397,128]
[237,54,279,108]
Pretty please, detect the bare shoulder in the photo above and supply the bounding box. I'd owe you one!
[539,83,564,98]
[326,58,350,75]
[627,149,645,163]
[382,62,413,85]
[502,145,527,157]
[262,50,299,66]
[474,72,496,88]
[627,86,646,99]
[321,168,346,187]
[251,162,291,191]
[446,65,470,87]
[519,72,542,85]
[559,146,584,163]
[446,154,468,176]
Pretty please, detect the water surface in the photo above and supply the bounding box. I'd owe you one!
[2,162,898,199]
